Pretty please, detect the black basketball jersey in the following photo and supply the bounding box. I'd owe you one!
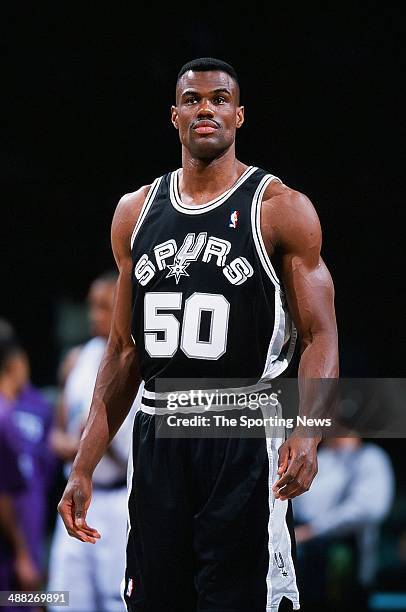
[130,166,297,396]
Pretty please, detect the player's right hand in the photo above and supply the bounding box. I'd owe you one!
[57,472,101,543]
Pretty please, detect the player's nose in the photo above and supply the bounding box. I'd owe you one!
[196,101,215,117]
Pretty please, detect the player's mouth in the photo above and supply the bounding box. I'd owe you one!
[192,120,220,134]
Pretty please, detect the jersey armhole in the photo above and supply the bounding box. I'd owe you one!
[250,174,281,288]
[130,176,163,250]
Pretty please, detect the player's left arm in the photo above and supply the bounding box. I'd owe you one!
[262,186,339,500]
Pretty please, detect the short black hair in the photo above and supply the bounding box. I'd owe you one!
[177,57,239,86]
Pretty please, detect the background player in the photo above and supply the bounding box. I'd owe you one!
[47,272,140,612]
[0,332,42,611]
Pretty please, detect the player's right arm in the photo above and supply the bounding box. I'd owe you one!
[57,185,150,543]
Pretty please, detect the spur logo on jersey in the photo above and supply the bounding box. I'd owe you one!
[229,210,239,228]
[134,232,254,287]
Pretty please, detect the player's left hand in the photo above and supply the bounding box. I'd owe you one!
[272,433,321,500]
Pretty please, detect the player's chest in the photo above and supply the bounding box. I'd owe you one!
[132,206,256,289]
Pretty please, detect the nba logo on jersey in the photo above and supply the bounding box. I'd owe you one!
[126,578,134,597]
[229,210,239,228]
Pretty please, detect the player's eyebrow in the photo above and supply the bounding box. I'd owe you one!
[210,88,232,95]
[181,87,232,97]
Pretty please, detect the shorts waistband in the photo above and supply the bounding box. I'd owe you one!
[140,382,278,415]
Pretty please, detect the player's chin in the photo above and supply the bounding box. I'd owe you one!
[189,139,227,159]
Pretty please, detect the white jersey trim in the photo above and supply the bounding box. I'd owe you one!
[169,166,257,214]
[140,380,280,415]
[260,286,297,381]
[142,381,275,401]
[130,176,163,250]
[264,319,298,380]
[262,290,284,376]
[250,173,298,380]
[251,174,281,287]
[121,406,135,608]
[259,413,300,610]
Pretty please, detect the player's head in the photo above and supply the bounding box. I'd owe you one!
[0,333,29,398]
[171,57,244,161]
[87,270,118,339]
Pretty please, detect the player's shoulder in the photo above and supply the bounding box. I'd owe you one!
[259,175,322,250]
[262,177,315,216]
[114,184,152,225]
[111,183,152,245]
[262,176,321,230]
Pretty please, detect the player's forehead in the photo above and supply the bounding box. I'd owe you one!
[176,70,237,97]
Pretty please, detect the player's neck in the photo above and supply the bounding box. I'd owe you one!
[179,150,247,206]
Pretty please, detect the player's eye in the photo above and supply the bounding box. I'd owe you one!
[213,96,226,104]
[185,95,198,104]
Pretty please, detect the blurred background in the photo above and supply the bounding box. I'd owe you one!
[1,3,405,611]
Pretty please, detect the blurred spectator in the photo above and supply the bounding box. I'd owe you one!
[12,383,58,575]
[292,436,395,611]
[47,271,140,612]
[48,344,82,463]
[0,333,42,610]
[0,319,58,587]
[373,508,406,594]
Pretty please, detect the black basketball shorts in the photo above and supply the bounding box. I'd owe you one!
[122,410,300,611]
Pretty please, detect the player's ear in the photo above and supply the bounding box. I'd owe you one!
[171,106,179,129]
[236,106,245,129]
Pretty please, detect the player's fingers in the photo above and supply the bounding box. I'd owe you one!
[77,522,101,538]
[57,498,74,532]
[273,454,302,492]
[278,485,302,500]
[72,515,100,539]
[71,520,100,536]
[278,460,317,500]
[82,524,101,535]
[279,476,311,500]
[70,493,101,538]
[277,442,290,474]
[66,526,99,544]
[58,499,85,538]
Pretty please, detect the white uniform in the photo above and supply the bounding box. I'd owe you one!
[48,337,142,612]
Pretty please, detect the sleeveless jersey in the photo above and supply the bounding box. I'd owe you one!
[130,166,297,406]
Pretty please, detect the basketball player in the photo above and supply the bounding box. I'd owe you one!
[58,58,339,611]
